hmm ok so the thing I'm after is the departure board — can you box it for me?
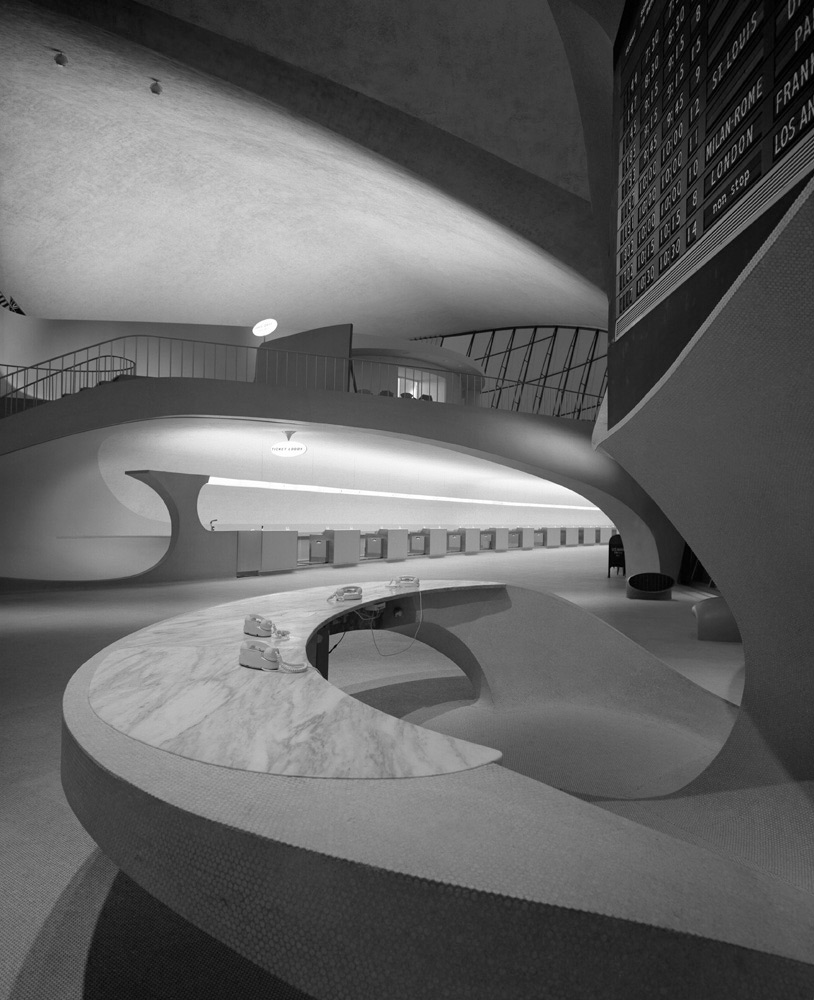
[613,0,814,339]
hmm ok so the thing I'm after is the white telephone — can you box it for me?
[388,576,420,588]
[244,614,273,637]
[239,640,279,671]
[329,585,363,602]
[244,615,291,640]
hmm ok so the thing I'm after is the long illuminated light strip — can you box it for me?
[208,477,599,511]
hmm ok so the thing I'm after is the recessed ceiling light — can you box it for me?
[207,477,599,509]
[252,318,278,337]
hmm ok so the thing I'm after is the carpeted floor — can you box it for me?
[0,547,746,999]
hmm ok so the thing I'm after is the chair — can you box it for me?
[400,392,414,399]
[692,597,741,642]
[419,394,433,401]
[378,389,394,397]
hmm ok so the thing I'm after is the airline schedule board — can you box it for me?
[613,0,814,339]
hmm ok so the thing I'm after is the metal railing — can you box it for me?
[0,355,136,416]
[1,333,603,421]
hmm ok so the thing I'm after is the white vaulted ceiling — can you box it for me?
[0,0,622,340]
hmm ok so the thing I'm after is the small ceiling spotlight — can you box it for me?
[150,77,162,95]
[252,318,278,338]
[51,49,67,67]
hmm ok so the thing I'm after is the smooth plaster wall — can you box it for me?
[261,324,352,358]
[0,429,168,580]
[0,312,255,369]
[598,177,814,780]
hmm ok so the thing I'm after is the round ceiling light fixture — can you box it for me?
[252,318,278,338]
[52,50,67,67]
[270,430,306,458]
[150,78,162,95]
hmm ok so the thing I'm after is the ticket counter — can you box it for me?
[425,528,447,558]
[325,530,360,567]
[361,534,384,560]
[408,531,427,556]
[380,529,409,561]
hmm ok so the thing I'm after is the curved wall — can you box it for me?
[0,382,676,581]
[598,177,814,781]
[0,429,169,580]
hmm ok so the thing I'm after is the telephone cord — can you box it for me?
[369,588,423,657]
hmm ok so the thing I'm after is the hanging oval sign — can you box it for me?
[252,318,279,337]
[270,442,307,457]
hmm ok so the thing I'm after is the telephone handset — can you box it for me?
[239,639,279,670]
[329,585,363,602]
[244,614,273,637]
[388,576,420,588]
[244,615,290,640]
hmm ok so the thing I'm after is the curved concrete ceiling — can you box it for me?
[1,0,617,339]
[137,0,593,198]
[96,417,601,523]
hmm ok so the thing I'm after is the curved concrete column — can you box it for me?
[125,471,237,582]
[597,178,814,782]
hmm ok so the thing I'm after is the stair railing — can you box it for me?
[1,333,603,421]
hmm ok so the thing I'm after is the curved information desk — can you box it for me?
[62,582,814,999]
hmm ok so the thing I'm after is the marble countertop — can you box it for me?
[88,581,503,778]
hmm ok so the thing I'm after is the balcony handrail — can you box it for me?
[1,355,135,398]
[1,337,474,396]
[3,335,343,376]
[1,333,605,421]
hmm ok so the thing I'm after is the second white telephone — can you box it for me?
[329,585,363,602]
[239,640,279,670]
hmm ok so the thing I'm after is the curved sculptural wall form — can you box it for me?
[597,176,814,784]
[0,379,681,582]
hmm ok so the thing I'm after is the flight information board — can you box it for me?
[613,0,814,338]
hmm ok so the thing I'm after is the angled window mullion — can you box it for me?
[574,329,600,418]
[554,328,579,416]
[533,327,558,414]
